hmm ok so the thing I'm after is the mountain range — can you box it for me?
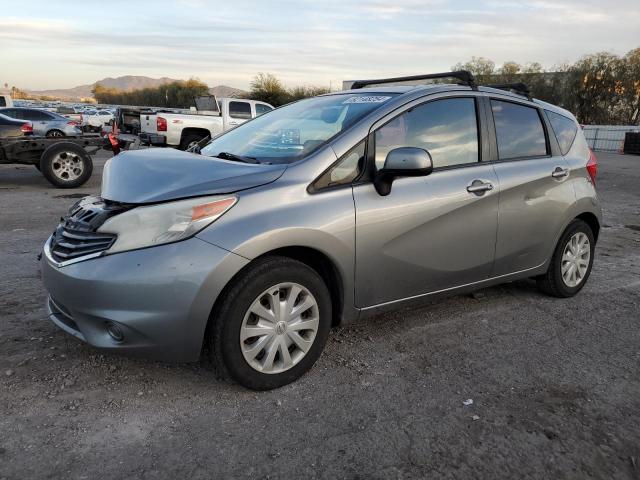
[27,76,246,100]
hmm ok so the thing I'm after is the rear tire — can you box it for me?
[40,142,93,188]
[205,256,332,390]
[46,129,65,138]
[179,133,205,151]
[537,219,595,298]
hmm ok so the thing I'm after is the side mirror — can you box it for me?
[374,147,433,196]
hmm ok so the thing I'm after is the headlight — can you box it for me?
[97,196,237,254]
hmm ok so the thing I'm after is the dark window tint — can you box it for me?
[255,103,273,116]
[546,110,578,155]
[491,100,547,159]
[375,98,479,169]
[0,97,5,107]
[313,140,364,190]
[21,109,53,121]
[229,101,252,119]
[0,114,16,125]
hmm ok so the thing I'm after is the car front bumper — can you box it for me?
[41,236,248,362]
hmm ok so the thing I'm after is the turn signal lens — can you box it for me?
[192,197,237,221]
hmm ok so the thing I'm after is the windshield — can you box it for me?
[201,93,398,164]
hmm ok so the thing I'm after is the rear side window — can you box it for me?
[255,103,273,116]
[0,97,5,107]
[22,110,52,121]
[229,101,252,119]
[491,100,547,160]
[546,110,578,155]
[375,97,479,169]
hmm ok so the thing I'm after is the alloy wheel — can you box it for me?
[240,282,319,374]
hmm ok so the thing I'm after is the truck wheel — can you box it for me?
[205,256,332,390]
[40,142,93,188]
[179,133,205,151]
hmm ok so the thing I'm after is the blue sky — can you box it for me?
[1,0,638,90]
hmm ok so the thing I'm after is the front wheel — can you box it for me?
[537,219,595,297]
[205,256,332,390]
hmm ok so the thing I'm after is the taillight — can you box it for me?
[67,121,78,126]
[21,123,33,134]
[586,149,597,185]
[157,116,167,132]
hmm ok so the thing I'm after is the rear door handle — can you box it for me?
[467,180,494,194]
[552,167,569,178]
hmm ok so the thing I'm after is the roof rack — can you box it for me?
[350,70,477,90]
[485,82,532,100]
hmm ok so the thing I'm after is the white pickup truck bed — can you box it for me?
[139,97,274,150]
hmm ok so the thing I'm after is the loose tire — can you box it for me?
[537,219,595,297]
[205,256,332,390]
[179,133,205,151]
[46,129,65,138]
[40,142,93,188]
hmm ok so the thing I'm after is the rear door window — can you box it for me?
[546,110,578,155]
[229,101,252,119]
[0,97,6,107]
[491,100,547,160]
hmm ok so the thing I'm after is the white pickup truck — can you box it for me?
[139,96,274,150]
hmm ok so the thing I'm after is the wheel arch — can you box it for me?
[575,211,600,242]
[207,246,345,332]
[180,127,210,142]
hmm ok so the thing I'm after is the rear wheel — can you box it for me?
[179,133,205,151]
[537,219,595,297]
[205,256,332,390]
[40,142,93,188]
[46,129,65,138]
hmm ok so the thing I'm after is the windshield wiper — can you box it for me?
[216,151,259,164]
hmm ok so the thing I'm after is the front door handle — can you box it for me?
[467,180,494,194]
[552,167,569,178]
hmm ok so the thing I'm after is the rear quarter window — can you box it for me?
[546,110,578,155]
[491,100,547,160]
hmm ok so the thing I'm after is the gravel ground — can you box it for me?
[1,150,639,480]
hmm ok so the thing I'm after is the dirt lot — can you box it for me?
[1,150,639,479]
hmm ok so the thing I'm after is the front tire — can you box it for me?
[537,219,595,297]
[205,256,332,390]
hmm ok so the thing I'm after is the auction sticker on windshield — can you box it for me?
[343,96,392,104]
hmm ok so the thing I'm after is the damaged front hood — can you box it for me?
[101,148,286,204]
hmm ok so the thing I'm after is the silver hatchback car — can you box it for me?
[41,71,601,390]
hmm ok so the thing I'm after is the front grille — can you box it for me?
[50,228,116,262]
[49,195,127,263]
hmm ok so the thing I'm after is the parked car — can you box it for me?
[139,97,274,150]
[0,113,32,137]
[0,93,14,108]
[0,107,82,137]
[56,106,84,125]
[41,71,601,390]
